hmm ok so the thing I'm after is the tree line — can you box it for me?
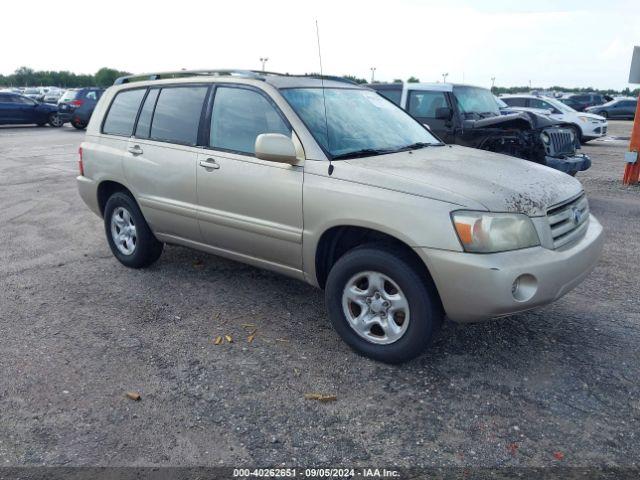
[2,66,638,96]
[0,67,131,88]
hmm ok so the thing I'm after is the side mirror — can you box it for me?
[255,133,298,164]
[435,107,453,120]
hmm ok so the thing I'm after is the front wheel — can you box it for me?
[104,192,163,268]
[72,120,86,130]
[48,113,63,127]
[325,246,443,363]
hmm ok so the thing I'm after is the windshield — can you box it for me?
[25,88,39,94]
[494,96,508,108]
[543,97,575,113]
[280,88,440,158]
[453,86,501,117]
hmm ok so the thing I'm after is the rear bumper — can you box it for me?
[545,153,591,174]
[417,215,604,323]
[76,175,101,217]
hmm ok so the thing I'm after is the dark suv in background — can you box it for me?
[58,87,105,129]
[560,93,610,112]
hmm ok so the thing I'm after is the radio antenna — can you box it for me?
[315,19,333,176]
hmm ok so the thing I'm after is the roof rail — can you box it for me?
[113,69,268,85]
[113,69,363,86]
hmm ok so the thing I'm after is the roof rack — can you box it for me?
[113,69,362,86]
[113,69,268,85]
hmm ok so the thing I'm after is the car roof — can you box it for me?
[113,70,364,90]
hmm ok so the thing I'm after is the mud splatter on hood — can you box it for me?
[343,145,583,216]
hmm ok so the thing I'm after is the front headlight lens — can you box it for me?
[578,116,592,123]
[540,132,550,144]
[451,211,540,253]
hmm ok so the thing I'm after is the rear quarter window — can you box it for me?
[102,89,146,136]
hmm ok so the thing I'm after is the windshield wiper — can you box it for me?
[331,148,393,160]
[394,141,438,152]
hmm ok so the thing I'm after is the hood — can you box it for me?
[580,111,605,121]
[465,110,565,131]
[339,145,582,217]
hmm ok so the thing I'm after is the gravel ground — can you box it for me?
[0,121,638,469]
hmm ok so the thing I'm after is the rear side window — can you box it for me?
[408,91,448,118]
[209,86,290,154]
[150,86,208,145]
[60,90,78,102]
[377,89,402,106]
[135,89,160,139]
[103,89,146,136]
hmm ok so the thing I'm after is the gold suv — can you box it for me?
[77,70,604,363]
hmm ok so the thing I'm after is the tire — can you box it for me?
[104,191,163,268]
[325,245,443,364]
[48,113,63,128]
[72,120,86,130]
[600,111,608,119]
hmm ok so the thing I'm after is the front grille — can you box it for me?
[546,128,575,156]
[547,194,589,249]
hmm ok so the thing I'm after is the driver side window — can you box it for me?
[209,87,291,155]
[407,91,448,119]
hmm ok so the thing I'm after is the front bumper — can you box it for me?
[545,153,591,174]
[417,214,604,323]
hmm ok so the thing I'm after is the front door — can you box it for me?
[196,85,303,273]
[406,89,453,142]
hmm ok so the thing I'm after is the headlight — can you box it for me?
[540,132,550,145]
[451,211,540,253]
[578,116,592,123]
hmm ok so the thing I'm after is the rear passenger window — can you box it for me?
[135,89,159,139]
[209,86,290,154]
[150,86,208,145]
[103,89,146,136]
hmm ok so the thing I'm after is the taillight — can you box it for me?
[78,147,84,176]
[71,99,84,107]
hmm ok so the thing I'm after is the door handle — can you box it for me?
[128,145,143,156]
[199,159,220,170]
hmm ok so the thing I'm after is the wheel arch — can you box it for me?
[313,225,437,292]
[97,180,136,217]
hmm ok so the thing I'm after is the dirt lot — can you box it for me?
[0,121,638,468]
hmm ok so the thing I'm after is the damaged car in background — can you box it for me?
[369,82,591,176]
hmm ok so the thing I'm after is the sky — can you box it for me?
[1,0,639,89]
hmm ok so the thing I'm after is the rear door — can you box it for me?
[620,100,637,118]
[13,95,39,123]
[406,89,453,141]
[122,85,208,242]
[196,84,303,273]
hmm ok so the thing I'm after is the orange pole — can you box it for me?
[622,96,640,185]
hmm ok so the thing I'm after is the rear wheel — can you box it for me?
[48,113,63,128]
[325,246,443,363]
[104,192,163,268]
[600,111,608,119]
[72,120,86,130]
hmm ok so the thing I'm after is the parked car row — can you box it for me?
[0,87,104,129]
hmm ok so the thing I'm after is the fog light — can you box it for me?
[511,274,537,302]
